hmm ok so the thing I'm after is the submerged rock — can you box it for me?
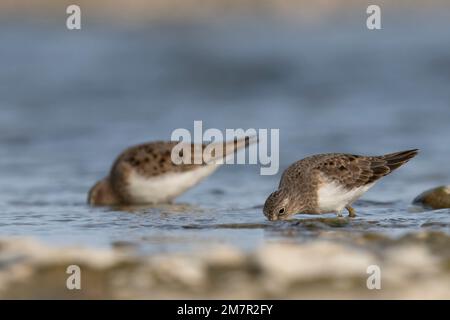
[413,186,450,209]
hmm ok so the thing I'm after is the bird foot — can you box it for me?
[346,205,357,218]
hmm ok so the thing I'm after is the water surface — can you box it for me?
[1,16,450,254]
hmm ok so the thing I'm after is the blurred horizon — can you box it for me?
[2,0,450,23]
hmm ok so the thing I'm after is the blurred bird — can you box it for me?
[88,136,256,206]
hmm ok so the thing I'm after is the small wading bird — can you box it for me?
[263,149,418,221]
[88,137,256,206]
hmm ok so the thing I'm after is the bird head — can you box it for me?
[263,189,299,221]
[88,177,119,206]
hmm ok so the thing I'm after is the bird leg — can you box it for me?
[346,205,356,217]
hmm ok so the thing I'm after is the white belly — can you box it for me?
[317,180,375,213]
[126,165,218,204]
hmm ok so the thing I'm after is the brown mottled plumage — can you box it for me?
[88,137,255,206]
[263,149,418,220]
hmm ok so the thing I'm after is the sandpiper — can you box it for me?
[88,137,255,206]
[263,149,418,220]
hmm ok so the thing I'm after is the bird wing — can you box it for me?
[111,141,201,179]
[313,149,418,189]
[110,136,257,178]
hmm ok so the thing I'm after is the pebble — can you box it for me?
[413,186,450,209]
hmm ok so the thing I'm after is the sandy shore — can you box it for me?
[1,232,449,299]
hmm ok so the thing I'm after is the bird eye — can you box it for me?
[278,208,285,214]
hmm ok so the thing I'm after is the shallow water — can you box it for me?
[1,14,450,256]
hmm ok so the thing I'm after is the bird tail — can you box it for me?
[204,135,258,164]
[380,149,419,172]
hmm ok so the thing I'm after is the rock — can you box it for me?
[413,186,450,209]
[254,242,373,282]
